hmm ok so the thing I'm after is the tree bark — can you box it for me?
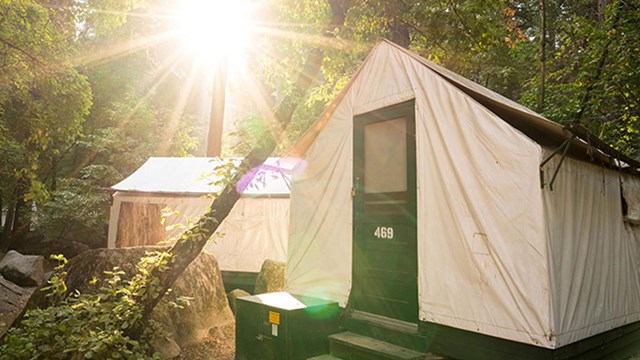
[539,0,546,111]
[124,0,347,340]
[598,0,608,26]
[0,185,21,252]
[0,193,26,253]
[575,0,620,123]
[0,196,11,252]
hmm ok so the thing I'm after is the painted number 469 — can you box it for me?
[374,226,394,239]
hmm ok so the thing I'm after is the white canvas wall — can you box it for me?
[286,42,553,347]
[108,157,294,273]
[205,197,288,272]
[543,154,640,347]
[108,194,289,273]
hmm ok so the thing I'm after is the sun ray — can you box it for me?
[247,44,321,94]
[116,52,188,131]
[234,64,284,143]
[156,57,204,156]
[74,30,178,67]
[68,50,187,178]
[254,25,354,50]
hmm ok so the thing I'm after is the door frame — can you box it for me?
[351,99,418,322]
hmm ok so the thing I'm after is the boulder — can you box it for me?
[154,250,234,346]
[59,247,234,348]
[0,250,45,287]
[9,231,45,256]
[254,259,285,294]
[0,275,37,337]
[50,240,90,259]
[9,231,97,260]
[151,335,181,360]
[227,289,251,315]
[62,247,157,294]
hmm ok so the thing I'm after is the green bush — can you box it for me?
[34,165,120,244]
[0,252,186,360]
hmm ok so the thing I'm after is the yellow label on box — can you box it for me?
[268,311,280,325]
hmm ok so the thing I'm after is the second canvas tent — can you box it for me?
[108,157,298,291]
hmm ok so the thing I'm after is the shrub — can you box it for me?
[0,252,186,359]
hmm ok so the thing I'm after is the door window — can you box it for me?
[363,117,407,194]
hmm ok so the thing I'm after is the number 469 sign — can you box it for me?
[374,226,394,239]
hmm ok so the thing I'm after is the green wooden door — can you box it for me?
[352,100,418,323]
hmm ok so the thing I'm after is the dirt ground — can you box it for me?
[177,322,235,360]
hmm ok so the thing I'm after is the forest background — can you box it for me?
[1,0,638,253]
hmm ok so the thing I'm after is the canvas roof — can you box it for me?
[111,157,300,197]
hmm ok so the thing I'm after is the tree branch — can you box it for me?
[448,0,475,41]
[575,0,620,123]
[402,20,447,53]
[0,37,46,66]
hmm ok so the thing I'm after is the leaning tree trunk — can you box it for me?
[124,0,347,340]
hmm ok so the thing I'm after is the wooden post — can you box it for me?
[207,57,228,157]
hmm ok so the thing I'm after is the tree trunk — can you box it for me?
[0,194,10,251]
[598,0,608,26]
[206,58,228,157]
[387,2,410,48]
[390,22,410,48]
[539,0,546,111]
[124,0,347,340]
[575,0,620,123]
[50,159,58,192]
[0,188,20,253]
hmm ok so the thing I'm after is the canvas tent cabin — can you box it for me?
[108,157,296,292]
[283,40,640,359]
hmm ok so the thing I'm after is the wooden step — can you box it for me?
[329,331,427,360]
[344,311,427,352]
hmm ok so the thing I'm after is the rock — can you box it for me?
[9,231,98,260]
[227,289,250,315]
[50,241,90,259]
[254,259,285,294]
[59,247,234,348]
[62,247,157,294]
[0,275,37,337]
[155,251,234,347]
[9,231,45,256]
[151,335,181,359]
[0,250,45,287]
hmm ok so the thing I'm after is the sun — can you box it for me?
[174,0,255,65]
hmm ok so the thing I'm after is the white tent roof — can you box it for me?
[111,157,301,197]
